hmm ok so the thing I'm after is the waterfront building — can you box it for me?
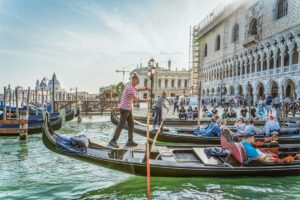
[191,0,300,104]
[130,59,191,98]
[35,73,67,100]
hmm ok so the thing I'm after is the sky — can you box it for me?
[0,0,224,93]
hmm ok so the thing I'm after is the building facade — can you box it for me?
[191,0,300,104]
[130,59,191,98]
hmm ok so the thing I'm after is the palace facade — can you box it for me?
[130,60,190,98]
[191,0,300,104]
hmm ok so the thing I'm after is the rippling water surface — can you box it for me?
[1,115,300,200]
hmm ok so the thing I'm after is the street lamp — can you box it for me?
[148,58,156,109]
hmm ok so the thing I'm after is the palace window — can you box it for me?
[204,43,208,57]
[165,79,168,88]
[144,79,148,87]
[178,80,181,88]
[232,24,239,43]
[249,18,257,36]
[215,35,221,51]
[277,0,288,19]
[171,80,175,88]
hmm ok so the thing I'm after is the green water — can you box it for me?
[1,116,300,200]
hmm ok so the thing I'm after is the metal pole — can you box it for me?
[52,73,55,113]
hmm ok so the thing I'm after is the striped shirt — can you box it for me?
[119,84,135,110]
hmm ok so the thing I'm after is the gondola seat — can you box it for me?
[221,129,254,165]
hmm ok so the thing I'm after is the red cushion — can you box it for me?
[231,143,247,164]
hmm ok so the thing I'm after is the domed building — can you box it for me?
[48,73,61,91]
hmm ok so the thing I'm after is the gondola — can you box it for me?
[133,114,267,126]
[0,115,62,136]
[43,113,300,177]
[75,108,80,117]
[65,108,75,122]
[111,111,300,145]
[133,114,300,126]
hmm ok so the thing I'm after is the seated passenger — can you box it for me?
[265,115,280,136]
[257,107,265,120]
[235,118,246,134]
[202,106,208,117]
[194,118,221,137]
[211,106,218,117]
[222,108,229,119]
[250,106,259,120]
[178,106,187,120]
[241,132,274,162]
[228,107,237,118]
[240,105,248,118]
[244,119,259,136]
[187,106,193,120]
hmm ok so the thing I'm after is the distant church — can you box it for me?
[36,73,61,91]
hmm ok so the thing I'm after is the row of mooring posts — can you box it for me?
[1,86,30,140]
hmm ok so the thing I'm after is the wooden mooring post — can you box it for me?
[0,86,28,139]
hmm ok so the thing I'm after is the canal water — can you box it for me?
[1,115,300,200]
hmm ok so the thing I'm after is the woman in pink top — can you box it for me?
[109,73,150,148]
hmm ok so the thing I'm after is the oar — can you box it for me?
[152,104,172,146]
[145,95,151,200]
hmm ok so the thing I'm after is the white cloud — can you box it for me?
[0,0,224,93]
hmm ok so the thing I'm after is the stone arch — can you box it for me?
[292,43,298,65]
[230,85,235,96]
[223,87,228,96]
[282,77,297,99]
[211,88,215,96]
[283,44,289,66]
[238,85,243,96]
[249,18,257,36]
[266,79,279,97]
[247,83,254,105]
[202,89,206,97]
[256,81,265,100]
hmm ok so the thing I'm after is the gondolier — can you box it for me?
[109,73,149,148]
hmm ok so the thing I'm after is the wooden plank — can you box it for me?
[0,120,28,125]
[0,129,20,134]
[193,148,221,165]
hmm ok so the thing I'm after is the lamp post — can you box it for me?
[148,58,155,109]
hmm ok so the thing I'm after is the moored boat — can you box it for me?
[112,111,300,144]
[65,108,75,122]
[43,113,300,177]
[0,114,62,136]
